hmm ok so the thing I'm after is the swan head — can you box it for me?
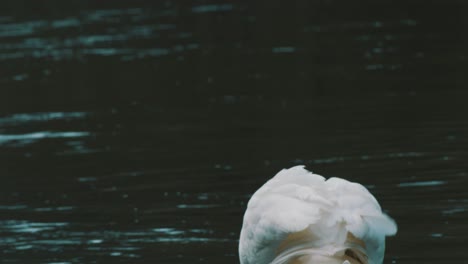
[271,230,369,264]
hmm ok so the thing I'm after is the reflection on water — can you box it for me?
[1,220,68,233]
[398,180,445,188]
[0,0,467,263]
[0,112,88,124]
[0,218,233,260]
[0,7,198,61]
[192,4,234,13]
[0,131,90,146]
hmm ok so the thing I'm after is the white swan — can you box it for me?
[239,166,397,264]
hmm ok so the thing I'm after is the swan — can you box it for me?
[239,166,397,264]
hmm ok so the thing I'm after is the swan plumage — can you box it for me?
[239,166,397,264]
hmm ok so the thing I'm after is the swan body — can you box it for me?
[239,166,397,264]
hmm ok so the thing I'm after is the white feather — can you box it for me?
[239,165,397,264]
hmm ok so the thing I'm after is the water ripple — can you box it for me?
[0,131,91,145]
[0,112,88,125]
[0,220,68,233]
[191,4,234,13]
[398,180,446,188]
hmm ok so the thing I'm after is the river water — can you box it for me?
[1,1,467,263]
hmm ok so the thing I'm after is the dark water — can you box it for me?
[1,1,468,263]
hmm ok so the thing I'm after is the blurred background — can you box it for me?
[0,0,467,263]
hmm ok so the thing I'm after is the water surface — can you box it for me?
[0,1,467,263]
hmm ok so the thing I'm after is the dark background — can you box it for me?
[0,1,467,263]
[1,0,467,112]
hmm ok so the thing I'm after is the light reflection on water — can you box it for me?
[0,131,90,145]
[0,2,431,70]
[0,6,192,63]
[0,220,68,233]
[0,112,88,124]
[397,180,446,188]
[0,218,236,260]
[191,4,234,14]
